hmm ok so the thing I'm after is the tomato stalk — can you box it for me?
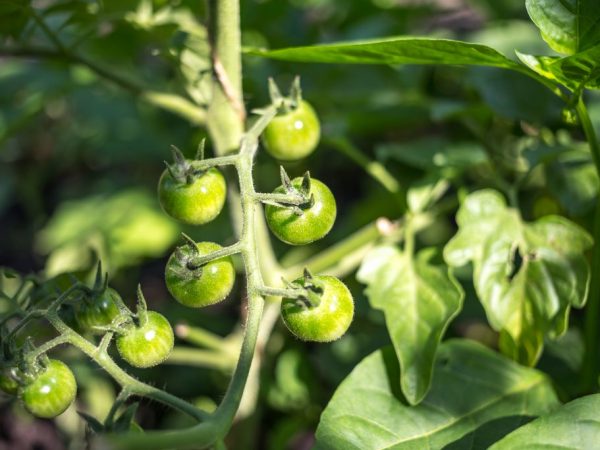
[576,99,600,393]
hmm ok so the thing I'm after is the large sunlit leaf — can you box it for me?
[444,190,592,365]
[248,37,520,69]
[315,339,560,450]
[357,246,463,405]
[491,394,600,449]
[526,0,600,55]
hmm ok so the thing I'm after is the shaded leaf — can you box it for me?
[315,339,560,450]
[376,138,488,174]
[78,411,105,433]
[112,403,140,433]
[491,394,600,449]
[357,246,463,404]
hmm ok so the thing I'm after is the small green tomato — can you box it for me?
[265,177,336,245]
[0,370,19,395]
[116,311,174,368]
[21,359,77,418]
[165,241,235,308]
[262,100,320,161]
[281,275,354,342]
[158,167,226,225]
[75,287,122,333]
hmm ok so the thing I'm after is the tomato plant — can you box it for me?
[3,0,600,449]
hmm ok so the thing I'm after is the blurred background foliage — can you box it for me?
[1,0,599,448]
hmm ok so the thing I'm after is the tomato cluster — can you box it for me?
[156,79,353,343]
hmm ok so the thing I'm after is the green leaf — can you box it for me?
[526,0,600,55]
[444,189,592,365]
[547,151,599,215]
[357,246,463,404]
[517,46,600,90]
[376,138,489,173]
[315,339,560,450]
[248,37,519,69]
[491,394,600,449]
[0,2,31,39]
[36,189,180,276]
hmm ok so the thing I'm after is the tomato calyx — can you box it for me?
[164,141,209,186]
[263,168,315,214]
[268,76,303,115]
[284,269,324,309]
[169,234,209,282]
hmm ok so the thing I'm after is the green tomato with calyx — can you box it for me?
[116,311,174,368]
[21,359,77,418]
[158,167,226,225]
[265,177,336,245]
[281,275,353,342]
[262,100,320,161]
[165,241,236,308]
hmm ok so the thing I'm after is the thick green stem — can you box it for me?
[577,99,600,392]
[207,0,245,154]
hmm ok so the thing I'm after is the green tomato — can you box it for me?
[116,311,174,368]
[75,287,122,333]
[158,167,226,225]
[165,241,235,308]
[262,100,320,161]
[0,370,19,395]
[21,359,77,418]
[265,177,336,245]
[281,275,353,342]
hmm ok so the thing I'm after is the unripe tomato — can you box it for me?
[262,100,320,161]
[116,311,174,368]
[165,241,235,308]
[158,167,226,225]
[75,287,121,333]
[265,177,336,245]
[21,359,77,418]
[281,275,353,342]
[0,370,19,395]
